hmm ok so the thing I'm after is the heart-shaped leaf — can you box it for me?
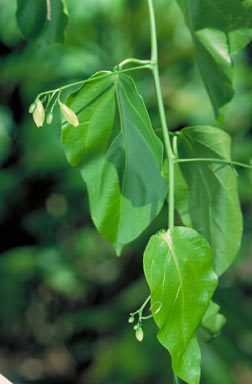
[144,226,218,384]
[61,72,167,253]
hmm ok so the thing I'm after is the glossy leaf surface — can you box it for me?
[176,126,243,276]
[198,300,226,344]
[61,72,167,253]
[175,0,252,118]
[144,227,218,384]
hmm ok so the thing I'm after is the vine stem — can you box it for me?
[146,0,175,230]
[146,0,180,382]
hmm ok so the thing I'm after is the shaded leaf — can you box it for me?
[16,0,68,43]
[176,126,243,276]
[61,72,167,253]
[175,0,252,119]
[16,0,47,39]
[198,301,226,344]
[144,226,218,384]
[39,0,68,45]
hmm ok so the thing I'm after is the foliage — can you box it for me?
[61,72,167,253]
[0,0,252,383]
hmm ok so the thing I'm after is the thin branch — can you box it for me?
[176,158,252,170]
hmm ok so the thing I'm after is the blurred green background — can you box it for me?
[0,0,252,383]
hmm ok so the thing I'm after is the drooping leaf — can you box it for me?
[198,300,226,344]
[144,226,218,384]
[175,0,252,119]
[176,126,243,276]
[61,72,167,254]
[16,0,47,39]
[16,0,68,43]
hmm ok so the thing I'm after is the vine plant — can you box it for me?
[20,0,252,383]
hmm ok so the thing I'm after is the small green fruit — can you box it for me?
[135,327,144,342]
[29,103,36,113]
[47,112,53,125]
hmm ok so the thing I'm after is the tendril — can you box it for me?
[128,296,162,342]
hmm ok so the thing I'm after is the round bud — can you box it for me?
[47,112,53,125]
[29,103,36,113]
[135,327,144,342]
[128,316,134,324]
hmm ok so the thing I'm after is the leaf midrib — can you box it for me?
[162,231,186,351]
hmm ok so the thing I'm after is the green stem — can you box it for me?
[147,0,179,381]
[176,158,252,170]
[146,0,175,229]
[131,295,151,317]
[37,64,152,100]
[118,58,153,68]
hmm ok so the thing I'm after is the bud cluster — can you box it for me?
[29,95,79,128]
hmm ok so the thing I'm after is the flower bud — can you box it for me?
[128,316,134,324]
[135,327,144,342]
[47,112,53,125]
[29,103,36,113]
[33,100,45,128]
[59,101,79,127]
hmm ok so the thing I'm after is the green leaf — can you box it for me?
[61,72,167,254]
[39,0,68,45]
[176,126,243,276]
[198,301,226,344]
[16,0,68,43]
[174,163,192,227]
[16,0,47,39]
[144,226,218,384]
[175,0,252,119]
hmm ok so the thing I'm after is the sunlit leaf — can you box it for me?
[144,226,218,384]
[176,126,243,276]
[175,0,252,119]
[61,72,167,253]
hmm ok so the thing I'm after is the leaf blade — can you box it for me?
[16,0,47,39]
[176,125,243,276]
[61,72,167,253]
[175,0,252,118]
[144,226,218,384]
[198,300,226,344]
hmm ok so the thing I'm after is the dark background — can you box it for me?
[0,0,252,383]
